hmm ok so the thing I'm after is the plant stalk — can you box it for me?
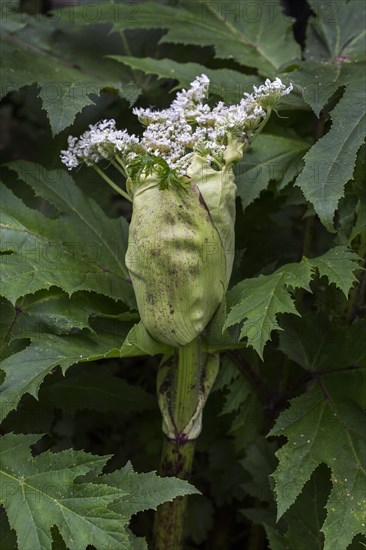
[152,437,196,550]
[171,338,201,433]
[152,340,219,550]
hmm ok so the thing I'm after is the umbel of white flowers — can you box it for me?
[61,75,293,178]
[60,76,293,347]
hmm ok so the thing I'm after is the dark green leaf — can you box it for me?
[269,370,366,550]
[279,314,366,371]
[282,466,331,550]
[0,434,129,550]
[225,247,360,357]
[0,508,17,550]
[68,1,300,75]
[0,319,131,422]
[0,433,197,550]
[1,18,138,134]
[38,364,156,414]
[236,134,310,210]
[295,79,366,231]
[265,524,288,550]
[1,164,135,307]
[305,0,366,61]
[110,56,261,103]
[92,461,200,517]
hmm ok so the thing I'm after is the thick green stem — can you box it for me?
[152,340,219,550]
[152,438,196,550]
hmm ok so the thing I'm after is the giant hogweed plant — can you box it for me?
[60,75,293,547]
[0,0,366,549]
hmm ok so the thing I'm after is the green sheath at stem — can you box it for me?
[171,338,201,434]
[153,339,218,550]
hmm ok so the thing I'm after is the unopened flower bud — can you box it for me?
[125,176,227,346]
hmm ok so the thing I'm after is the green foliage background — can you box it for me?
[0,0,365,548]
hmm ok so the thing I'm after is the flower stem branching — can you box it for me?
[110,159,127,179]
[92,165,132,202]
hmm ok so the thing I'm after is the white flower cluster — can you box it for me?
[61,75,292,176]
[60,119,142,170]
[248,77,293,107]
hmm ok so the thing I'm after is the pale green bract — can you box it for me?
[125,175,226,346]
[187,135,245,282]
[125,134,245,346]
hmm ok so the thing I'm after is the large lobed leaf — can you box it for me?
[225,246,361,357]
[26,363,156,416]
[0,289,136,355]
[287,0,366,116]
[269,369,366,550]
[110,56,262,104]
[279,313,366,372]
[295,78,366,232]
[264,466,332,550]
[281,0,366,231]
[0,322,126,422]
[1,13,139,134]
[0,433,198,550]
[305,0,366,62]
[0,434,129,550]
[270,313,366,548]
[67,0,300,75]
[93,461,201,517]
[0,162,135,307]
[0,294,168,422]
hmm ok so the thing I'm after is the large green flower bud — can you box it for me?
[125,176,226,347]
